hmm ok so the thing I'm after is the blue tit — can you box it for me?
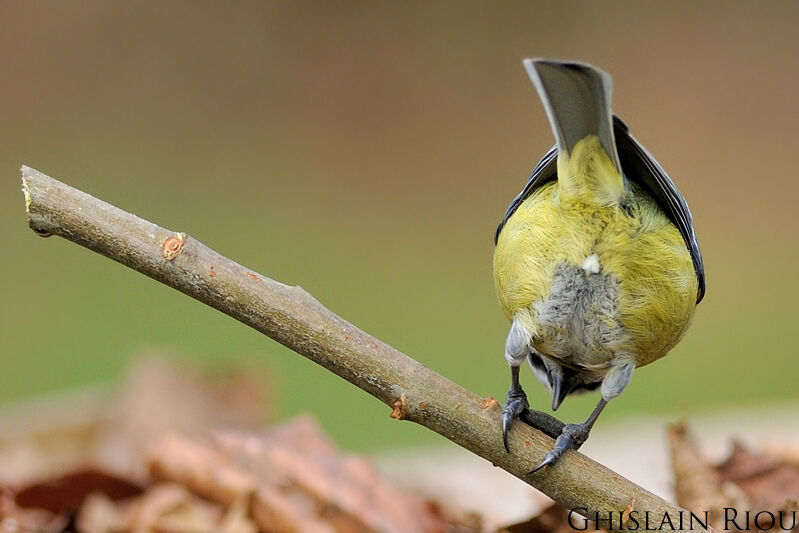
[493,59,705,472]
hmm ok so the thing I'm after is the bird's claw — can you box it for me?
[501,389,529,452]
[528,422,591,474]
[528,451,557,474]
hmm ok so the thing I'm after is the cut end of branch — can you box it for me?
[21,165,34,214]
[21,165,53,237]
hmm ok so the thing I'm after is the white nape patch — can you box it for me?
[581,253,601,274]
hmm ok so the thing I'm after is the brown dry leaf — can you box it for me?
[129,483,226,533]
[219,417,447,533]
[77,492,129,533]
[219,496,259,533]
[96,355,271,479]
[149,435,256,506]
[13,468,143,515]
[252,485,339,533]
[77,485,259,533]
[717,441,799,512]
[148,416,447,533]
[0,488,68,533]
[667,422,748,528]
[668,423,799,532]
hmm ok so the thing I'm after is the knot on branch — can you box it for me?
[162,233,186,261]
[389,395,408,420]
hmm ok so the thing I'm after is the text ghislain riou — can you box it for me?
[568,508,797,531]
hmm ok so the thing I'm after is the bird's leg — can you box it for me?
[502,364,568,448]
[502,318,566,449]
[501,364,528,452]
[529,397,608,474]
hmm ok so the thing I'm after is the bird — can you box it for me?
[493,59,705,472]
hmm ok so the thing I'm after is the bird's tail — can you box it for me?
[524,59,626,205]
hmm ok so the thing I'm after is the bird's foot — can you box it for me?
[501,387,529,452]
[529,422,591,474]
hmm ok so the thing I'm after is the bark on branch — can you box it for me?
[20,165,711,532]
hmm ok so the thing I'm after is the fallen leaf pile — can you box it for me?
[0,355,454,532]
[2,354,799,533]
[668,423,799,532]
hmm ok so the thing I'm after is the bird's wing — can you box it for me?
[613,117,706,303]
[494,145,558,244]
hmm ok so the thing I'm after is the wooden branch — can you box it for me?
[20,166,712,532]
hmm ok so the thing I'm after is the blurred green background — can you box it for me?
[2,1,797,452]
